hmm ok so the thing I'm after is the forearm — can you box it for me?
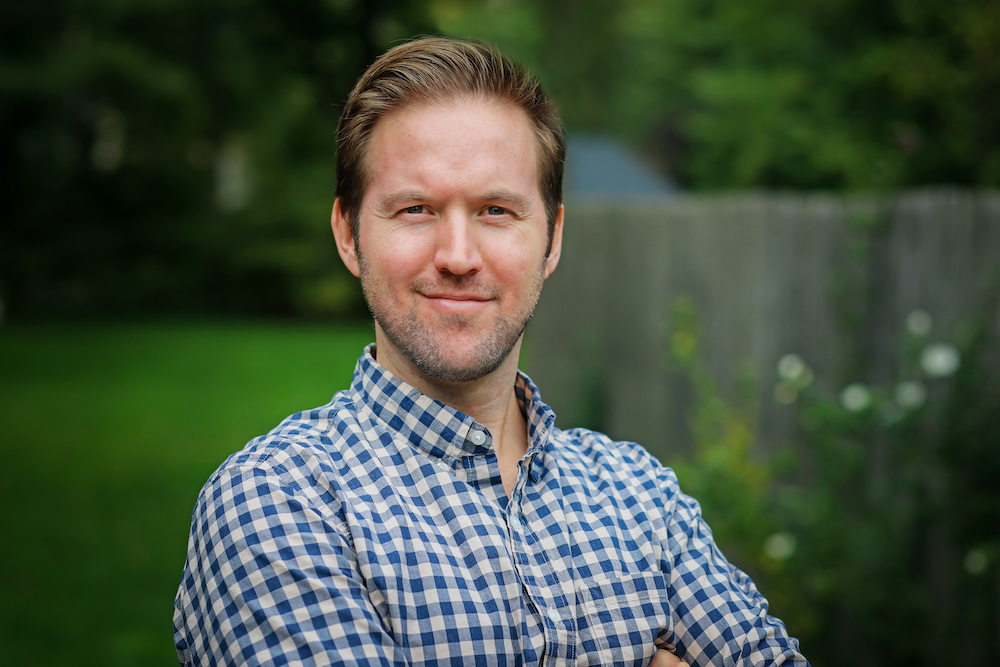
[663,486,808,666]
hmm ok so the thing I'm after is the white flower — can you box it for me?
[840,383,870,412]
[894,381,927,410]
[764,532,797,560]
[905,309,932,336]
[777,354,813,388]
[964,549,988,575]
[921,343,960,378]
[774,382,799,405]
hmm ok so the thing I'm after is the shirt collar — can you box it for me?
[351,344,556,463]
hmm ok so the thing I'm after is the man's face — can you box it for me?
[333,97,562,384]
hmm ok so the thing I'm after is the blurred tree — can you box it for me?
[435,0,1000,189]
[1,0,433,319]
[5,0,998,318]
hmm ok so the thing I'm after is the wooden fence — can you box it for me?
[524,189,1000,463]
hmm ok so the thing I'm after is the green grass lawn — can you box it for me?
[0,320,374,666]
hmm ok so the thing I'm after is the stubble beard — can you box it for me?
[359,259,547,383]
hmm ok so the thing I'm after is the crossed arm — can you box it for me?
[176,465,695,665]
[176,446,806,665]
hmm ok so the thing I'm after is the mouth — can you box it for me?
[417,291,493,315]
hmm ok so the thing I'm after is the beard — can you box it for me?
[359,260,546,383]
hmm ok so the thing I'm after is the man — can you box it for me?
[174,36,808,666]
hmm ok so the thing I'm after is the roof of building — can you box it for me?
[564,135,678,198]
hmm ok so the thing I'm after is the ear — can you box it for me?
[543,204,564,279]
[332,198,360,278]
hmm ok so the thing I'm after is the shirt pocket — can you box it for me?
[574,570,670,667]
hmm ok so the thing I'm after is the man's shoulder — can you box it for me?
[551,424,657,464]
[202,387,368,490]
[548,424,680,491]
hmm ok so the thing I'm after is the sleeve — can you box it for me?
[659,472,809,667]
[172,464,410,667]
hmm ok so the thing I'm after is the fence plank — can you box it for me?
[525,189,1000,464]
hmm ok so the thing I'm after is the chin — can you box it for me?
[413,348,509,384]
[372,302,527,385]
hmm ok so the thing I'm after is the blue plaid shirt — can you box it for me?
[174,345,807,666]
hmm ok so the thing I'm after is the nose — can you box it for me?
[433,211,483,277]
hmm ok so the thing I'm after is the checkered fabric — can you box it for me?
[174,344,808,666]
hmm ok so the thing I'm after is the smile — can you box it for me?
[418,292,493,315]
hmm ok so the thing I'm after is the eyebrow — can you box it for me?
[376,192,426,213]
[481,190,532,210]
[376,190,534,212]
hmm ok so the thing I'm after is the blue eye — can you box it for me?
[403,205,425,214]
[486,206,506,215]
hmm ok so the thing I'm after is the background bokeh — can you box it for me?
[1,0,998,665]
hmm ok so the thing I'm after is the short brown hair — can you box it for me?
[336,36,564,250]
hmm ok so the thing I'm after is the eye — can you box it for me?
[402,205,426,215]
[485,205,507,216]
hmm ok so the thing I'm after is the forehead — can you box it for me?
[362,97,541,201]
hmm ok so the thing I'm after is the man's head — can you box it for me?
[335,36,564,252]
[331,37,565,387]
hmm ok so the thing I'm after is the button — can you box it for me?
[436,460,450,472]
[470,430,487,446]
[548,608,561,623]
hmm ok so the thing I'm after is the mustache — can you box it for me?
[410,276,501,300]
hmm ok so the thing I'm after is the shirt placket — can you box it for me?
[506,459,578,666]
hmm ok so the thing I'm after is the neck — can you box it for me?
[374,329,529,495]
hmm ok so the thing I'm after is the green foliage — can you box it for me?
[1,0,434,319]
[0,321,374,666]
[435,0,1000,190]
[668,295,779,572]
[5,0,997,319]
[667,295,1000,666]
[779,304,1000,665]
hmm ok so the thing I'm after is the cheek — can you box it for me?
[363,232,428,282]
[492,252,547,293]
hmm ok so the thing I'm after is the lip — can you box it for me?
[418,292,492,314]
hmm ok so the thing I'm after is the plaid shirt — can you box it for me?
[174,345,807,666]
